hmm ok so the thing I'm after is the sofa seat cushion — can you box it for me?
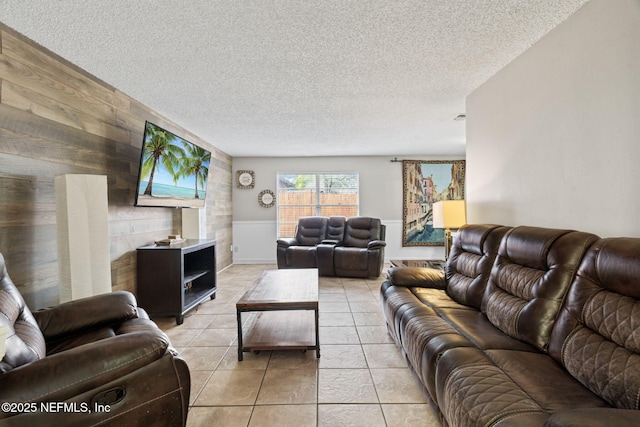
[433,309,539,352]
[412,287,477,310]
[436,347,609,427]
[484,350,609,413]
[285,247,317,268]
[400,305,538,401]
[383,282,540,402]
[436,347,548,427]
[334,246,383,278]
[333,247,369,269]
[380,283,464,346]
[392,289,540,354]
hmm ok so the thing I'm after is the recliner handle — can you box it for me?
[91,386,126,406]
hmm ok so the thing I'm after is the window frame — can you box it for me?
[276,172,360,238]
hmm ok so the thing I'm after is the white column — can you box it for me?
[182,207,207,239]
[55,174,111,303]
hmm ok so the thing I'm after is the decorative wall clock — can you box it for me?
[236,170,255,189]
[258,189,275,208]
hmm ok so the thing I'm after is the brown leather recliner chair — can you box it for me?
[277,216,330,269]
[332,217,386,278]
[0,253,190,426]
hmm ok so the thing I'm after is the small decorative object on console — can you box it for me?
[155,235,187,246]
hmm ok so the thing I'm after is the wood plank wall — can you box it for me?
[0,24,233,309]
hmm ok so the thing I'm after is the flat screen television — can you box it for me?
[134,121,211,208]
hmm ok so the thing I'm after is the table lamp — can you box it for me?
[432,200,466,259]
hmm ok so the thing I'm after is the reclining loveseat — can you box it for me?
[277,216,386,278]
[381,224,640,427]
[0,253,190,426]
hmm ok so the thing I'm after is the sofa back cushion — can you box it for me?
[482,226,599,352]
[343,217,382,248]
[326,216,346,241]
[548,238,640,409]
[0,253,46,373]
[445,224,510,309]
[295,216,328,246]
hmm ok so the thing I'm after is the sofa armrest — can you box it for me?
[321,239,340,245]
[544,408,640,427]
[277,237,298,248]
[317,242,337,276]
[0,330,169,404]
[387,267,446,289]
[33,291,138,340]
[367,240,387,250]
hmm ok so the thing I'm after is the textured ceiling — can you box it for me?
[0,0,589,157]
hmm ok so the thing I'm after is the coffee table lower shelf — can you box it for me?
[237,310,320,361]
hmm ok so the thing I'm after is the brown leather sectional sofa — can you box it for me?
[381,224,640,427]
[0,253,190,426]
[277,216,386,278]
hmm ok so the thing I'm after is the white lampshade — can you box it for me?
[432,200,466,229]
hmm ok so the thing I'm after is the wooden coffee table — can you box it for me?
[236,269,320,361]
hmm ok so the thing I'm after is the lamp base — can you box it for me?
[444,229,452,261]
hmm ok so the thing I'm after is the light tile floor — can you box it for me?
[154,264,442,427]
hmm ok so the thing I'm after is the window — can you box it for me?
[277,173,359,238]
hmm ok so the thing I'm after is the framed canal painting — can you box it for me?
[402,160,465,246]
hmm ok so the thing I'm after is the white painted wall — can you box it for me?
[232,156,463,263]
[466,0,640,238]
